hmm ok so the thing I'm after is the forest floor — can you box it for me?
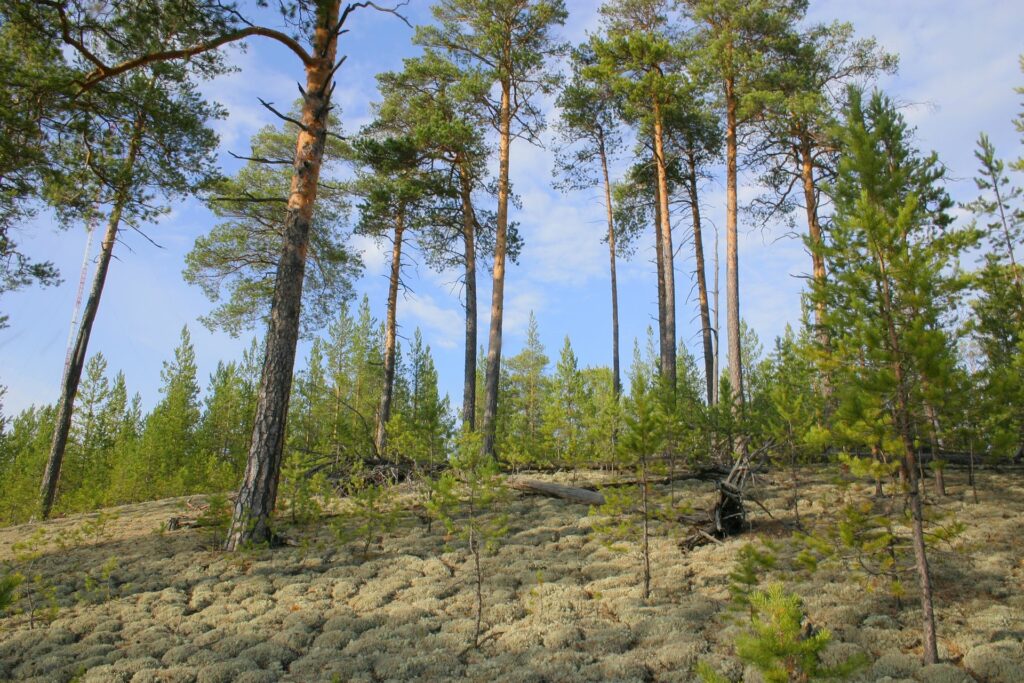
[1,467,1023,683]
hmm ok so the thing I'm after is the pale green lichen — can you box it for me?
[0,470,1019,682]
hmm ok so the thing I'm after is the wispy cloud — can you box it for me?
[398,291,463,350]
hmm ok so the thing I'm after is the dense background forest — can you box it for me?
[0,0,1023,679]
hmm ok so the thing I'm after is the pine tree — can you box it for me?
[346,128,440,458]
[184,121,359,337]
[417,0,567,456]
[34,16,224,518]
[588,0,687,394]
[139,326,202,497]
[543,337,589,480]
[373,51,493,432]
[498,313,550,467]
[746,20,895,378]
[812,88,977,664]
[683,0,807,434]
[963,134,1024,458]
[554,44,627,398]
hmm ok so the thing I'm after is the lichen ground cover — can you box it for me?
[1,469,1022,682]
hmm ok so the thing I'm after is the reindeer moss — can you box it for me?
[0,470,1021,682]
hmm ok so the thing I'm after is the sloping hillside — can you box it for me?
[1,469,1022,682]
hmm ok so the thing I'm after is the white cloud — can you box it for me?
[351,234,389,276]
[398,291,463,350]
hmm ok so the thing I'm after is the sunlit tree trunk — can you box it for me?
[687,150,713,405]
[459,166,478,430]
[482,82,511,457]
[599,138,621,398]
[652,100,676,394]
[724,71,745,442]
[375,210,405,456]
[798,137,832,405]
[224,2,338,550]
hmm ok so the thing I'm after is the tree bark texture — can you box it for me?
[459,167,478,430]
[798,138,832,406]
[799,141,827,345]
[724,75,745,427]
[713,224,720,405]
[653,173,667,363]
[687,150,714,405]
[482,82,512,457]
[599,139,621,398]
[223,3,337,550]
[652,101,676,394]
[374,210,405,456]
[40,115,145,519]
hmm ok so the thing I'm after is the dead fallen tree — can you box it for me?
[507,478,606,505]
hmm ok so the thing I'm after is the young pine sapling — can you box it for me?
[428,430,508,649]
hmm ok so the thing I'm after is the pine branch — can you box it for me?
[257,99,308,131]
[73,26,315,94]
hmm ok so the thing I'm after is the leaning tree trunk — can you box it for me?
[652,100,676,395]
[40,115,145,520]
[687,150,713,405]
[599,137,621,398]
[481,81,512,457]
[459,166,478,430]
[224,3,338,550]
[724,74,745,441]
[374,210,405,457]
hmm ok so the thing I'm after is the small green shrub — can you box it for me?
[194,492,232,546]
[333,476,403,560]
[0,570,24,616]
[736,583,865,682]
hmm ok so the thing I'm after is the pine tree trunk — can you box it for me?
[724,74,745,436]
[482,82,512,457]
[653,171,667,361]
[924,400,946,496]
[375,210,405,457]
[40,115,146,519]
[224,3,337,550]
[459,167,478,430]
[687,150,713,405]
[599,139,621,398]
[798,139,832,405]
[881,273,939,665]
[652,101,676,394]
[641,455,651,601]
[901,431,939,664]
[713,224,720,405]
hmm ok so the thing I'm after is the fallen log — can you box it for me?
[596,466,734,489]
[507,478,606,506]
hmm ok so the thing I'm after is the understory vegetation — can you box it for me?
[1,0,1024,679]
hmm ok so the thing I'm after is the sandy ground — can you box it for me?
[1,468,1022,683]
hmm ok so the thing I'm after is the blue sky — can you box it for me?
[1,0,1022,416]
